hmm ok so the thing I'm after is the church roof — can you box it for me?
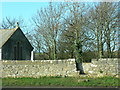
[0,27,18,48]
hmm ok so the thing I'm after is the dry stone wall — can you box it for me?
[0,58,119,78]
[88,58,119,77]
[1,59,79,78]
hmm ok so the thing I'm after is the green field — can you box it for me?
[2,76,120,87]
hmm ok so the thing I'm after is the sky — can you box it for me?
[1,0,119,21]
[1,2,49,31]
[2,2,49,20]
[0,0,119,51]
[0,0,119,32]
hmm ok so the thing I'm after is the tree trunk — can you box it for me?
[106,30,112,58]
[107,40,112,58]
[75,40,85,74]
[75,28,85,74]
[53,38,57,60]
[99,30,104,58]
[96,29,99,58]
[70,50,74,58]
[48,47,51,60]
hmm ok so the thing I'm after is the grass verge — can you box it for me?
[2,76,120,87]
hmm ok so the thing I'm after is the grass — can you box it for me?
[2,76,120,87]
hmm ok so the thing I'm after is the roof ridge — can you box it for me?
[0,26,19,31]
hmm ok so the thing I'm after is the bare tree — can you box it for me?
[61,2,90,74]
[101,2,118,58]
[0,17,25,29]
[89,2,118,58]
[58,26,75,59]
[32,2,64,60]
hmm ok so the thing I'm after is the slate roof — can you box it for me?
[0,27,18,48]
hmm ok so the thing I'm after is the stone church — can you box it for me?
[0,24,34,60]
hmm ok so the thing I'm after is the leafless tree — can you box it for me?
[0,17,25,29]
[61,2,90,74]
[89,2,118,58]
[32,2,64,60]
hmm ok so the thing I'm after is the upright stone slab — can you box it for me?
[0,49,2,60]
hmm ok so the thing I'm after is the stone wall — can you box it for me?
[1,59,78,78]
[87,58,119,77]
[0,58,119,78]
[89,58,120,76]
